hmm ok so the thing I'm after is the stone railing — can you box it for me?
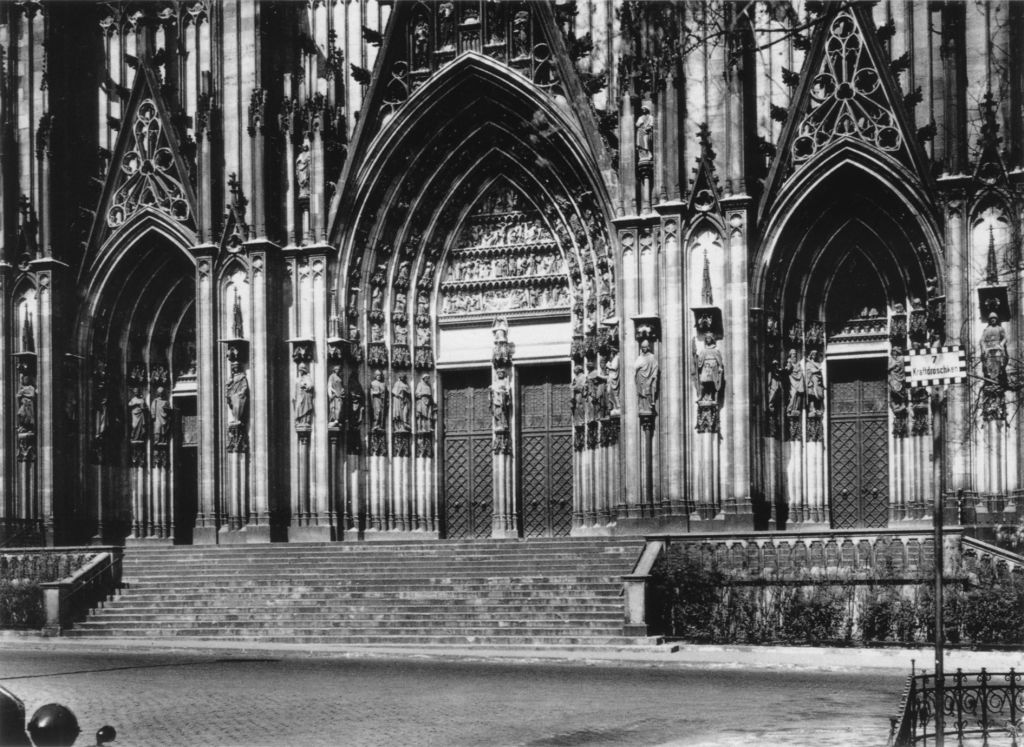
[0,547,123,633]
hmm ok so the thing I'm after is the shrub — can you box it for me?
[0,581,44,629]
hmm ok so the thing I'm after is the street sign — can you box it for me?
[904,346,966,387]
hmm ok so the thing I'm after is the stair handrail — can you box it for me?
[39,549,123,635]
[961,534,1024,573]
[887,673,917,746]
[620,539,667,636]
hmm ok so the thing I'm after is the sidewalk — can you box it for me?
[1,633,1019,673]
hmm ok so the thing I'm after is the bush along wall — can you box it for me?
[648,546,1024,647]
[0,581,45,629]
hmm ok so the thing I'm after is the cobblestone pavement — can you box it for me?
[0,647,906,746]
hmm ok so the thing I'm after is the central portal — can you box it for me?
[828,358,889,528]
[519,364,572,537]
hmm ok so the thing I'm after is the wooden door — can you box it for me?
[519,364,573,537]
[441,369,493,539]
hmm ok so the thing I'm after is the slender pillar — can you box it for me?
[943,192,969,491]
[722,205,752,524]
[491,319,515,538]
[618,229,639,514]
[657,214,685,513]
[189,244,219,543]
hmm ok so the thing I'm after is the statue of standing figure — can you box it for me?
[805,350,824,416]
[328,364,346,427]
[588,360,607,421]
[784,349,804,415]
[635,106,654,166]
[391,373,411,432]
[293,363,314,430]
[295,142,311,199]
[151,386,171,444]
[570,364,588,426]
[415,374,435,432]
[370,370,388,431]
[226,362,250,426]
[634,339,659,416]
[128,386,149,442]
[605,350,620,415]
[695,333,724,404]
[490,369,511,431]
[16,374,36,434]
[980,312,1008,384]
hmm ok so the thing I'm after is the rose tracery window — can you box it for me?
[106,99,191,228]
[791,9,903,164]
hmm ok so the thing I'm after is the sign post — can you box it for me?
[904,345,965,747]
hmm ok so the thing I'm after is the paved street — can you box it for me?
[0,646,908,746]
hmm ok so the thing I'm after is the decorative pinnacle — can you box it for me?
[701,248,714,306]
[697,122,716,163]
[986,225,998,285]
[232,289,244,339]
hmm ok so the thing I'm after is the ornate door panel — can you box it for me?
[520,365,573,537]
[829,358,889,528]
[442,370,493,539]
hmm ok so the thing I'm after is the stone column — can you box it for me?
[656,213,686,515]
[29,259,66,544]
[242,239,280,541]
[391,374,412,532]
[722,204,752,525]
[0,263,10,532]
[491,319,515,538]
[942,191,969,491]
[617,228,639,516]
[367,370,388,533]
[189,244,219,544]
[414,372,437,534]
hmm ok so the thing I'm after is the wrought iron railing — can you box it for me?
[889,668,1023,746]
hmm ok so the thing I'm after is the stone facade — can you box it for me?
[0,1,1021,546]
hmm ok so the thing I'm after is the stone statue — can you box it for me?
[128,386,148,442]
[696,333,724,403]
[296,142,311,199]
[570,364,588,426]
[980,312,1008,383]
[588,361,607,421]
[293,363,314,429]
[491,368,511,431]
[767,358,782,416]
[328,364,345,427]
[635,106,654,166]
[226,362,250,426]
[94,396,110,442]
[512,10,529,58]
[415,374,435,432]
[391,373,411,432]
[412,17,430,69]
[370,370,387,431]
[634,339,659,416]
[348,372,364,426]
[888,346,905,399]
[784,348,804,415]
[151,386,171,444]
[805,350,824,416]
[606,351,620,415]
[438,2,455,49]
[16,375,36,434]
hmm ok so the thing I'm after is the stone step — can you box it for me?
[78,615,625,629]
[69,623,628,637]
[64,630,658,647]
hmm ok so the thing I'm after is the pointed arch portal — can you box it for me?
[331,54,617,538]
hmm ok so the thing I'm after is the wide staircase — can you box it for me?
[67,538,657,647]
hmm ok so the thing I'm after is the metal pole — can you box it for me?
[933,477,946,746]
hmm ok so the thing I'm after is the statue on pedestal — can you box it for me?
[370,370,387,431]
[805,350,824,416]
[293,363,314,430]
[980,312,1008,384]
[226,362,249,426]
[328,364,345,427]
[16,375,36,434]
[695,333,724,404]
[606,350,620,415]
[635,106,654,167]
[415,374,435,432]
[151,386,171,445]
[784,348,804,415]
[295,142,311,199]
[588,361,607,421]
[348,372,364,427]
[128,386,148,442]
[570,364,588,426]
[490,369,511,431]
[391,373,411,432]
[634,339,659,416]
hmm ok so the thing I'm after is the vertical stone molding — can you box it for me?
[490,318,515,538]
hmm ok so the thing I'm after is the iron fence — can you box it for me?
[890,668,1023,746]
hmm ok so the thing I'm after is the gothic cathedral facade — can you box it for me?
[1,0,1021,546]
